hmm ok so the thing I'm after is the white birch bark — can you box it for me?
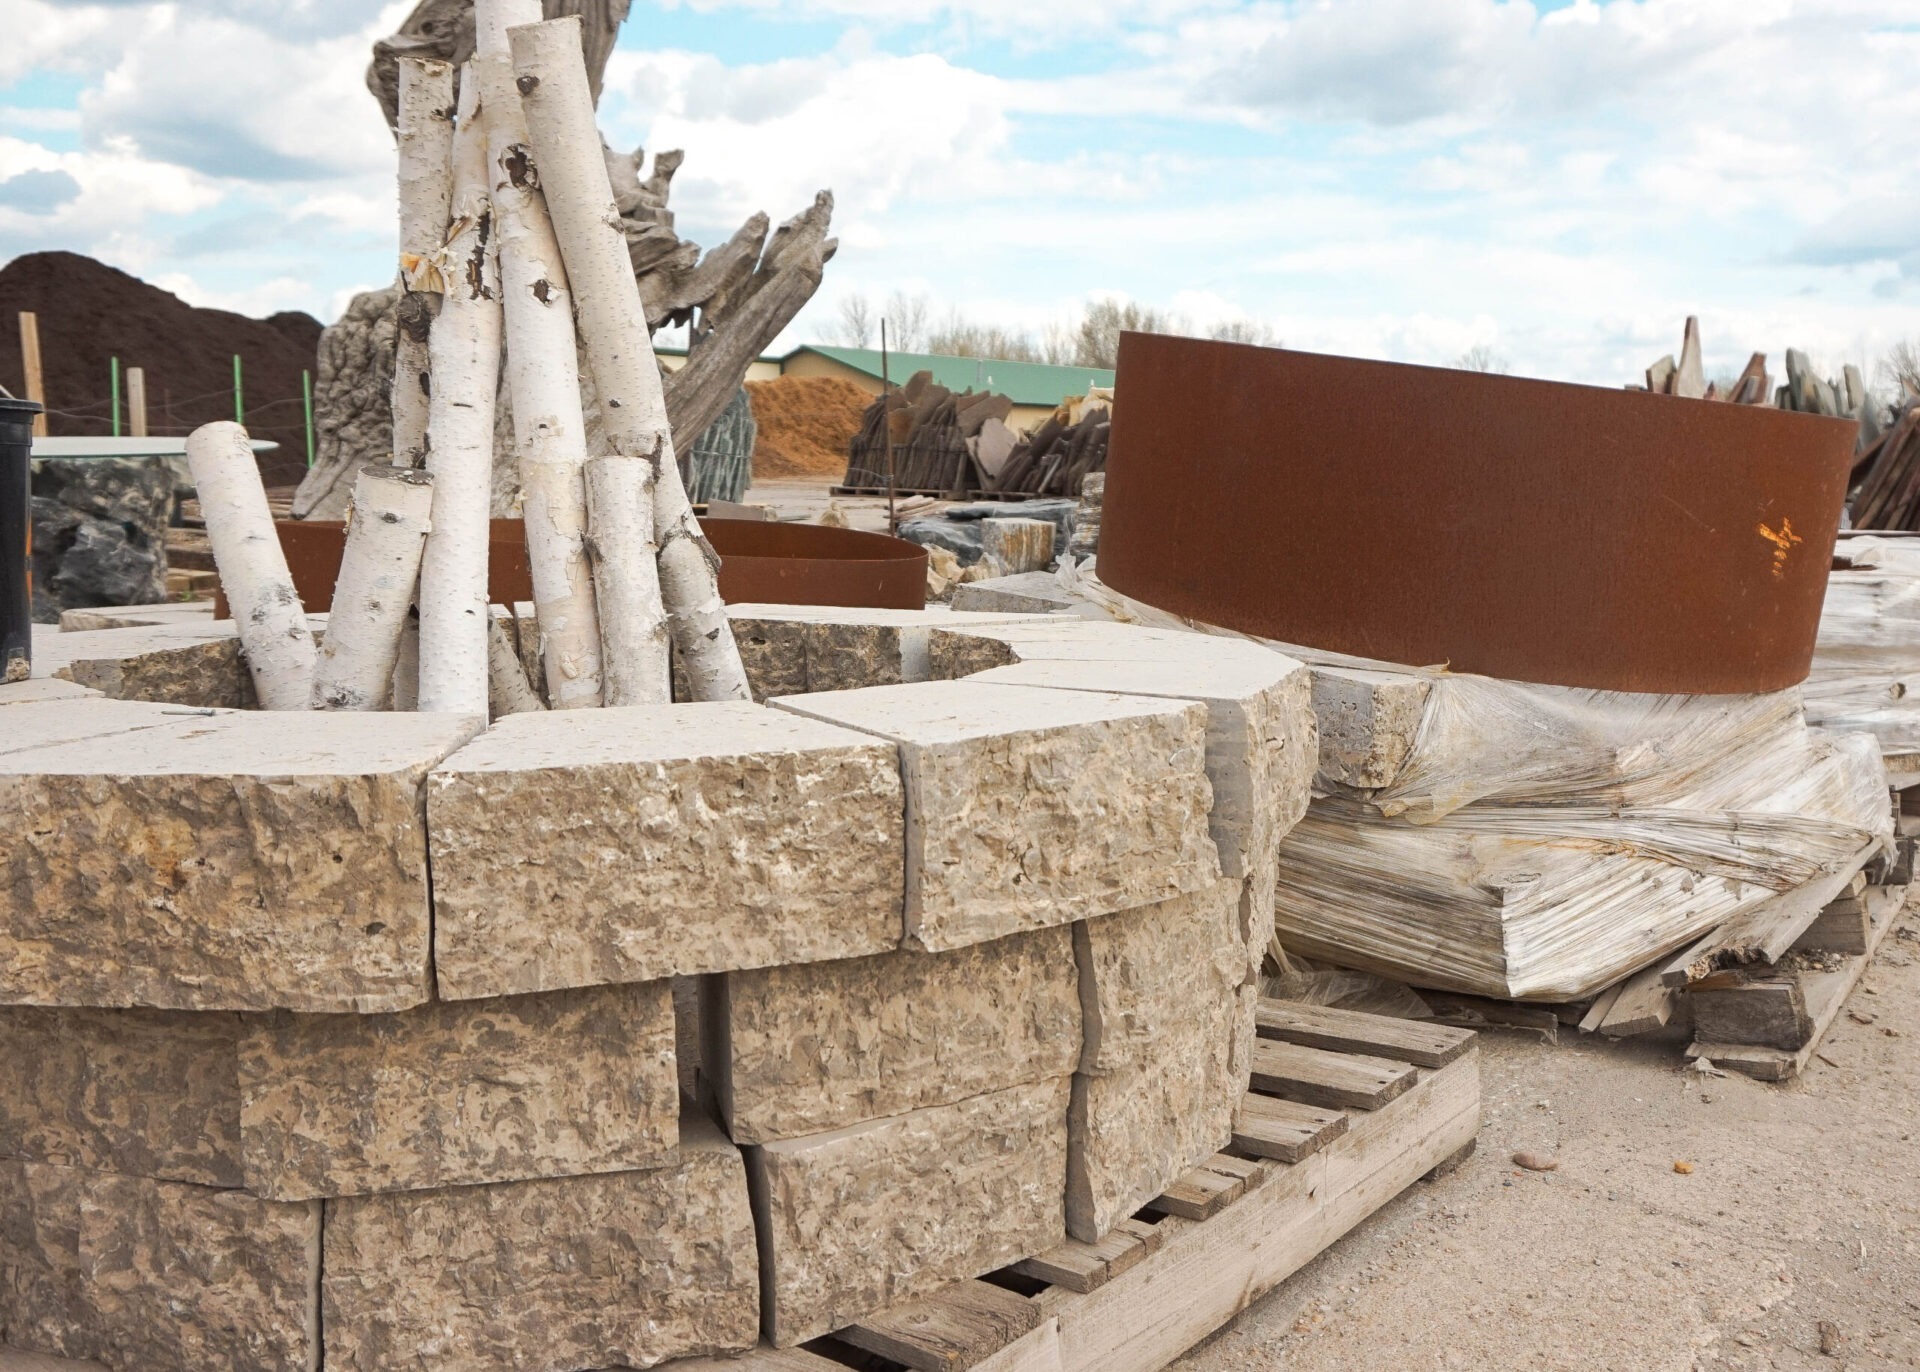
[584,455,670,705]
[472,38,602,708]
[488,612,548,717]
[509,16,749,702]
[417,66,501,717]
[311,466,435,710]
[393,57,455,469]
[185,421,316,711]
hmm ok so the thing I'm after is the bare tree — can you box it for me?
[882,290,931,353]
[1208,319,1277,348]
[831,293,875,347]
[1877,340,1920,400]
[1455,344,1509,374]
[924,311,1045,363]
[1073,297,1176,369]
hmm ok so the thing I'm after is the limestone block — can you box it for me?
[980,517,1055,576]
[1310,665,1431,791]
[0,678,100,707]
[751,1077,1071,1346]
[1240,851,1279,983]
[969,649,1314,879]
[0,1006,242,1187]
[0,1158,320,1372]
[1067,882,1245,1241]
[950,571,1073,615]
[724,605,1037,694]
[238,981,676,1201]
[927,627,1018,680]
[429,703,904,1001]
[57,603,216,633]
[34,622,252,708]
[80,1170,320,1372]
[0,710,479,1012]
[775,680,1217,951]
[322,1117,759,1372]
[712,925,1080,1143]
[0,698,186,755]
[676,616,809,703]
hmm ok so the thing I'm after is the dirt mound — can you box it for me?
[746,374,872,482]
[0,251,324,485]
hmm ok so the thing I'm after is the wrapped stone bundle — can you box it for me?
[1055,565,1893,1002]
[1804,532,1920,759]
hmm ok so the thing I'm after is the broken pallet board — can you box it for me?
[804,1005,1478,1372]
[1659,840,1878,987]
[1689,885,1906,1081]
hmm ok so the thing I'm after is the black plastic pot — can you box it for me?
[0,397,40,683]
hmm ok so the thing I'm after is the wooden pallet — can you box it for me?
[698,1001,1480,1372]
[1688,883,1907,1081]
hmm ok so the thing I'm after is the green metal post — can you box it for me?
[303,369,315,467]
[233,354,243,424]
[109,357,121,437]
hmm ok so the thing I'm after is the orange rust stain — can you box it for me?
[1756,518,1802,578]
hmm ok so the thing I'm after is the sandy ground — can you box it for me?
[1175,899,1920,1372]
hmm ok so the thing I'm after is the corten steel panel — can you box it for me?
[218,517,926,615]
[1100,334,1859,694]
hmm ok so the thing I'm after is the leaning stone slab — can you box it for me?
[950,571,1074,614]
[32,622,251,708]
[322,1116,759,1372]
[0,1158,320,1372]
[238,980,677,1201]
[1310,665,1431,791]
[0,709,479,1012]
[751,1076,1071,1347]
[1067,881,1245,1241]
[0,1006,242,1187]
[775,680,1217,951]
[967,649,1314,879]
[429,702,904,1001]
[711,925,1080,1144]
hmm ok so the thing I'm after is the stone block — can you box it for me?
[711,925,1080,1144]
[980,517,1055,576]
[429,702,904,1001]
[57,603,215,633]
[0,1158,320,1372]
[722,606,1038,695]
[775,680,1217,952]
[1066,881,1245,1241]
[969,648,1314,879]
[34,623,252,708]
[238,981,677,1201]
[751,1077,1071,1346]
[0,709,479,1012]
[322,1117,759,1372]
[950,572,1073,615]
[1311,665,1431,791]
[0,1006,242,1187]
[0,678,100,707]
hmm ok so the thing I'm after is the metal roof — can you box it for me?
[786,346,1115,407]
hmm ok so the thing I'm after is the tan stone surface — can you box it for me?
[969,651,1315,880]
[0,1007,242,1187]
[775,680,1217,951]
[238,981,676,1201]
[35,624,252,709]
[1310,665,1431,791]
[322,1117,758,1372]
[0,1159,320,1372]
[0,680,99,708]
[1066,882,1245,1240]
[927,627,1018,680]
[713,926,1080,1144]
[725,606,1037,693]
[752,1076,1071,1346]
[429,703,904,1000]
[0,711,477,1012]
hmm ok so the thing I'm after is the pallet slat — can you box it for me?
[840,1279,1044,1371]
[1249,1038,1418,1111]
[1231,1091,1349,1162]
[1255,999,1474,1068]
[1143,1162,1246,1221]
[1010,1226,1152,1295]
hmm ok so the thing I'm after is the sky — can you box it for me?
[0,0,1915,388]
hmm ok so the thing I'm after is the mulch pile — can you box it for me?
[0,251,323,485]
[746,374,871,481]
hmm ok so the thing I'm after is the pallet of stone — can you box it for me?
[1686,882,1908,1081]
[774,1003,1479,1372]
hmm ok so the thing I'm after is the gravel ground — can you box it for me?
[1175,900,1920,1372]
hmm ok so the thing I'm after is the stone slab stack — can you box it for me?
[0,607,1319,1363]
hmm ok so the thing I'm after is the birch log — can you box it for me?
[584,455,670,705]
[509,16,749,703]
[417,66,502,717]
[393,57,455,470]
[185,421,315,711]
[472,9,602,708]
[311,466,435,710]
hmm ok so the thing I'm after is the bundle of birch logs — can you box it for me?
[188,4,748,717]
